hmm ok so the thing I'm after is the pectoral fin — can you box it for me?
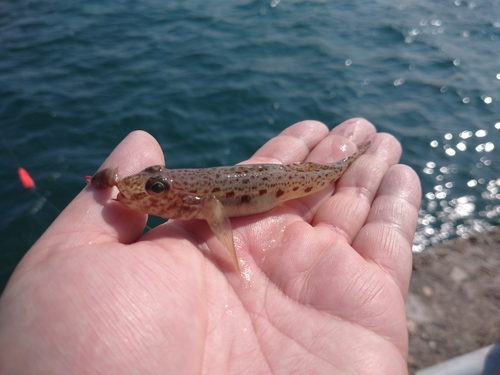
[200,195,240,272]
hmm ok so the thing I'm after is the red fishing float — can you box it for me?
[18,167,36,189]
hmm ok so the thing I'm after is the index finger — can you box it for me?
[33,131,164,253]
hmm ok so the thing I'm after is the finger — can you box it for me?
[311,133,402,244]
[327,117,376,149]
[352,164,421,295]
[305,118,376,164]
[243,120,330,164]
[283,118,377,220]
[34,131,164,252]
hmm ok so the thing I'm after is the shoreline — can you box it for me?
[407,226,500,373]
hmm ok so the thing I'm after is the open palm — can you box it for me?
[0,119,420,375]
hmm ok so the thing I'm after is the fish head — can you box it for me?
[116,165,177,218]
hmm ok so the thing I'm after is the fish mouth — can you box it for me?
[116,192,126,202]
[116,189,145,213]
[116,190,134,206]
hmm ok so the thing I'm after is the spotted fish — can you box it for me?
[89,142,370,271]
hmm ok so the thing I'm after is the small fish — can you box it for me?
[89,142,370,271]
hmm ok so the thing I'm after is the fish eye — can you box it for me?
[146,177,170,195]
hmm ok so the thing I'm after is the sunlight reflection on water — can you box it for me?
[413,122,500,251]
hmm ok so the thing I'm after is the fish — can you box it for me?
[88,141,370,271]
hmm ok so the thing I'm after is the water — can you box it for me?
[1,0,500,291]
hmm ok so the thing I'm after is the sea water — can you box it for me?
[1,0,499,290]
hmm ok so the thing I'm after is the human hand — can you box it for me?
[0,119,421,375]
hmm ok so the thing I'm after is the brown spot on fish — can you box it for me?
[241,195,251,203]
[212,187,221,193]
[276,189,284,198]
[259,189,267,195]
[292,186,299,191]
[304,186,313,193]
[226,191,235,198]
[242,179,250,184]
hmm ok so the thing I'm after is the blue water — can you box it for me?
[1,0,500,291]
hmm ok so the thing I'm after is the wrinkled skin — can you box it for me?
[0,119,420,375]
